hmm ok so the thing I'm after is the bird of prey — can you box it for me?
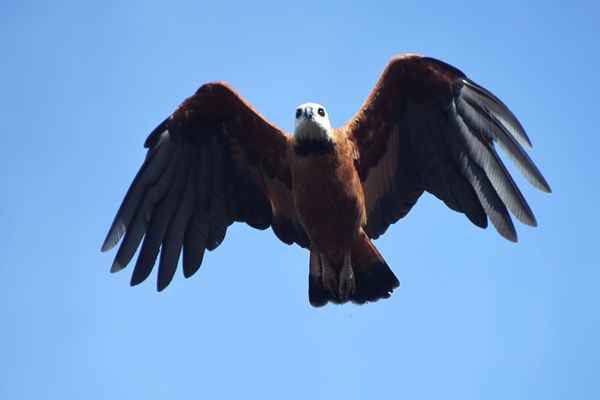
[102,54,550,307]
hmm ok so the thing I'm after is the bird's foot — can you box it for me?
[337,251,355,300]
[319,253,338,296]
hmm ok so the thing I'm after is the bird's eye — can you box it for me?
[296,108,302,118]
[318,108,326,117]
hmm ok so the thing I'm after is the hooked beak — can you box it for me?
[303,106,314,119]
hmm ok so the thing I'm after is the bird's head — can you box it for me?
[293,102,332,141]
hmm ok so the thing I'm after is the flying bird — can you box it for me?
[102,54,550,306]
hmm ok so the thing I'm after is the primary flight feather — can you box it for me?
[102,54,550,306]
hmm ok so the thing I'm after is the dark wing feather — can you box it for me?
[346,55,550,241]
[102,82,305,290]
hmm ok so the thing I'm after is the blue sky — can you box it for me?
[1,0,599,399]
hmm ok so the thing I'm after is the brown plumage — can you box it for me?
[102,54,550,306]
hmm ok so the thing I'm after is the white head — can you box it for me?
[294,102,333,141]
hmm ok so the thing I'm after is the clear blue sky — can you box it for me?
[1,1,598,399]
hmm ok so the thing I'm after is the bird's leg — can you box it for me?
[338,250,355,299]
[319,253,338,296]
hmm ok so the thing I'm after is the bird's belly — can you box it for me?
[291,154,365,255]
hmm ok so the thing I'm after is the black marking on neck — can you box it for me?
[293,138,335,156]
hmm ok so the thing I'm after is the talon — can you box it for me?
[338,251,355,300]
[319,253,338,297]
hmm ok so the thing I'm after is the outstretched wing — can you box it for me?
[345,55,551,241]
[102,82,308,290]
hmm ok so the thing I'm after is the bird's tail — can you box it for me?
[308,230,399,307]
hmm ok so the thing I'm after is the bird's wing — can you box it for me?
[102,82,308,290]
[344,55,551,241]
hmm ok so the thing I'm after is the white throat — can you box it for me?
[294,102,333,141]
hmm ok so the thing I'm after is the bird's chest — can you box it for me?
[290,148,365,251]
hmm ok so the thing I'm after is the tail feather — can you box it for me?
[308,231,399,307]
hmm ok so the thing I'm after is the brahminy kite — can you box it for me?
[102,54,550,306]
